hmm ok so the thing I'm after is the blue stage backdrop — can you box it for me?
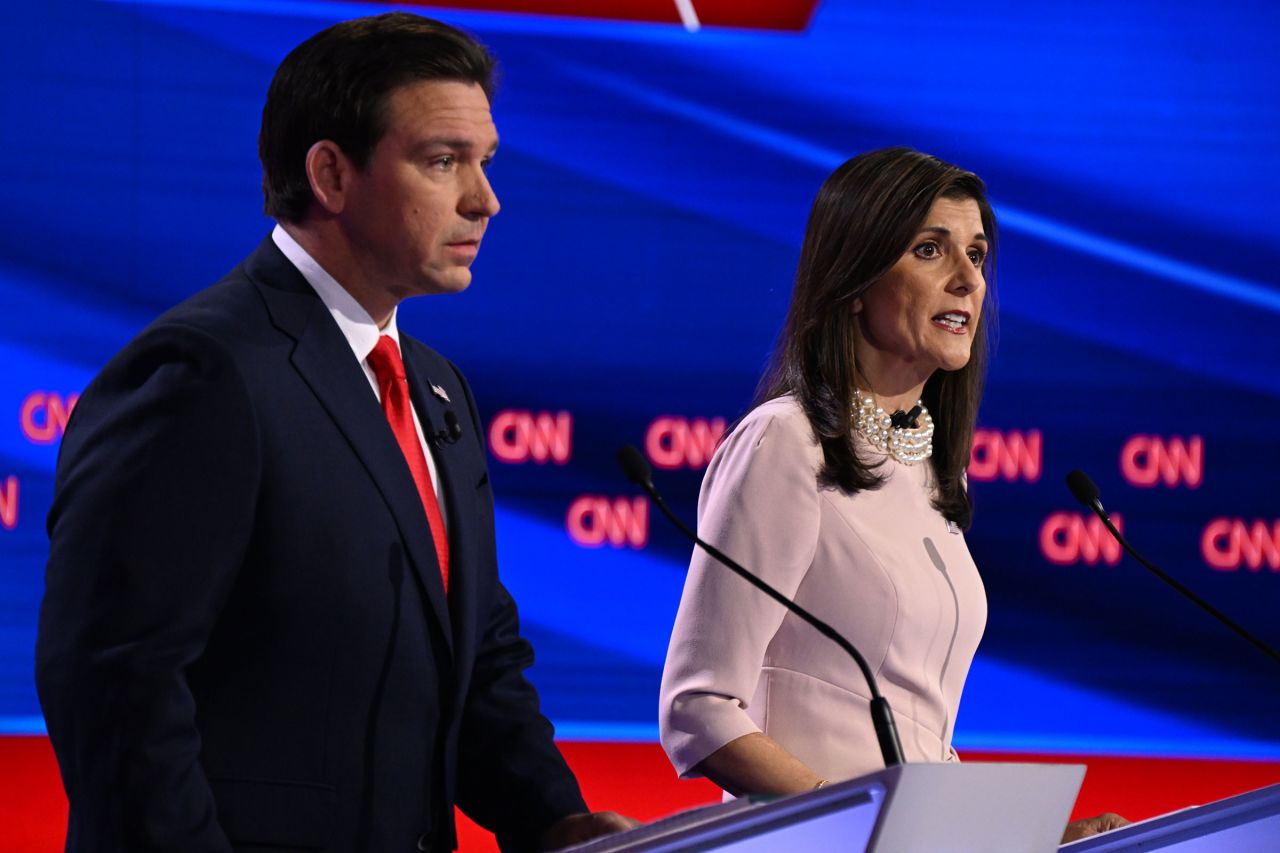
[1,0,1278,759]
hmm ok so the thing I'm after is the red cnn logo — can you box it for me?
[488,410,572,465]
[1040,512,1124,566]
[1119,434,1203,489]
[968,428,1042,482]
[20,391,79,444]
[566,496,648,549]
[1202,518,1280,572]
[645,416,726,471]
[0,476,17,530]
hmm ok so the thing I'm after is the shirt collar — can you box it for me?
[271,224,400,362]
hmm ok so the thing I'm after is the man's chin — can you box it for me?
[417,269,473,296]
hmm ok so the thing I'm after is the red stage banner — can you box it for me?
[356,1,819,31]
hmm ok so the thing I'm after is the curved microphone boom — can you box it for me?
[617,444,905,767]
[1066,469,1280,666]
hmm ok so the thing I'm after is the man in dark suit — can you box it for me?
[36,13,632,852]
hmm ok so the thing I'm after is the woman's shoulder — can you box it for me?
[735,394,812,437]
[701,395,824,512]
[716,395,819,464]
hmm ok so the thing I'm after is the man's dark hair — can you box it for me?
[259,12,497,223]
[755,147,999,530]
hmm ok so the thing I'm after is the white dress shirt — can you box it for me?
[272,225,449,531]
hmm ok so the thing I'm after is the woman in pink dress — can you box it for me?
[660,147,994,796]
[659,147,1126,842]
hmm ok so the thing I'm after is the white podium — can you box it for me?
[570,764,1280,852]
[1061,780,1280,852]
[566,762,1086,852]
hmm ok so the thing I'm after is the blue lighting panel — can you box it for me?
[1,0,1277,760]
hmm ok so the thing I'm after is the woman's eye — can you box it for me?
[967,249,986,266]
[913,241,940,259]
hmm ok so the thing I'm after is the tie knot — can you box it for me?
[368,335,406,383]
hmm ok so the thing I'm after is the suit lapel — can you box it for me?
[245,239,454,653]
[402,351,480,653]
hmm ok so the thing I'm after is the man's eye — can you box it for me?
[433,156,455,170]
[913,241,940,259]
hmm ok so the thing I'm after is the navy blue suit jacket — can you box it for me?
[36,238,586,852]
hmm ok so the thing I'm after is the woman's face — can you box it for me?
[852,195,988,390]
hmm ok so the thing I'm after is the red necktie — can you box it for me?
[367,336,449,592]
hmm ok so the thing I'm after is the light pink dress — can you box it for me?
[659,395,987,783]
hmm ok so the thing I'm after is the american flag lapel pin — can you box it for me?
[429,382,450,403]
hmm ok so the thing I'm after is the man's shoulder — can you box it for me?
[152,238,292,339]
[152,274,263,338]
[89,241,296,394]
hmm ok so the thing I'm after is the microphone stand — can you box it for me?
[620,446,905,767]
[1067,470,1280,667]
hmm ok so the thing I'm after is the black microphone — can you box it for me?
[432,411,463,445]
[890,405,923,429]
[617,444,905,767]
[1066,469,1280,666]
[1065,469,1102,513]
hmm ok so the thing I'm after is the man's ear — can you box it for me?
[304,140,352,215]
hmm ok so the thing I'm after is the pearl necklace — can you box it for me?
[852,388,934,465]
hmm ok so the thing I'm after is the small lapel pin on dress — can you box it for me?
[429,383,451,403]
